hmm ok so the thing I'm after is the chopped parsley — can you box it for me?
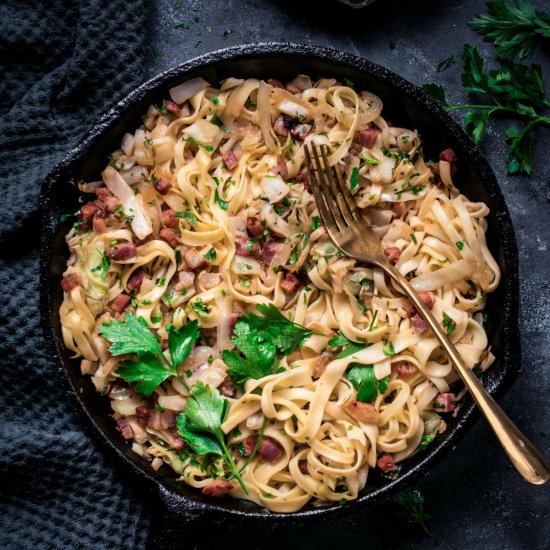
[90,250,111,279]
[310,215,321,231]
[349,166,360,191]
[456,241,464,250]
[346,364,390,403]
[211,114,229,133]
[203,247,217,262]
[183,136,213,151]
[191,298,210,318]
[442,312,456,334]
[175,210,198,224]
[214,189,229,210]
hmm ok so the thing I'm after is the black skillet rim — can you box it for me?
[39,42,520,524]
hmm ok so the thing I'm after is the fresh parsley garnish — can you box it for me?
[416,433,436,452]
[456,241,464,250]
[346,364,389,403]
[349,166,360,191]
[309,216,321,232]
[176,381,248,493]
[442,312,456,334]
[469,0,550,60]
[393,487,432,535]
[422,44,550,174]
[222,304,315,386]
[211,114,229,133]
[437,55,456,72]
[175,210,198,224]
[99,313,199,395]
[183,136,214,152]
[361,155,380,166]
[191,298,210,318]
[214,189,229,210]
[90,250,111,279]
[328,331,368,359]
[203,247,217,262]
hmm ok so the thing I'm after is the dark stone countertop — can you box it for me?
[140,0,550,547]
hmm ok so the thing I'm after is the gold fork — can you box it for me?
[304,143,549,485]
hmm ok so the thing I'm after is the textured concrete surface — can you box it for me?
[142,1,549,547]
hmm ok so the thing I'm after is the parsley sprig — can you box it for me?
[469,0,550,61]
[346,364,389,403]
[423,44,549,174]
[99,313,199,395]
[328,331,368,359]
[393,487,432,535]
[176,381,248,493]
[222,304,315,386]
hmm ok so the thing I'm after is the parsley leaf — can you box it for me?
[469,0,550,61]
[183,136,214,152]
[437,55,456,72]
[175,210,198,224]
[99,312,162,356]
[176,381,249,494]
[117,353,172,396]
[346,364,390,403]
[442,312,456,334]
[211,114,229,133]
[310,215,321,232]
[214,189,229,210]
[393,487,432,534]
[329,331,368,359]
[349,166,360,191]
[169,319,200,366]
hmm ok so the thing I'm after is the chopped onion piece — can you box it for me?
[183,119,220,145]
[169,77,209,104]
[261,175,289,203]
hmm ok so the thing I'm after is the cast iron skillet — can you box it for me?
[40,43,520,531]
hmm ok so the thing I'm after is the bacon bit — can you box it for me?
[60,273,79,292]
[159,228,178,248]
[235,236,259,256]
[269,155,288,179]
[300,169,311,191]
[273,115,289,137]
[244,436,257,457]
[439,148,458,176]
[411,313,428,334]
[258,438,284,462]
[418,290,435,310]
[298,459,309,474]
[267,78,284,89]
[390,202,407,216]
[281,273,300,295]
[161,208,179,229]
[183,247,208,270]
[135,405,149,428]
[222,150,239,170]
[147,409,177,430]
[434,392,456,413]
[286,83,301,94]
[127,267,144,291]
[228,312,242,338]
[402,299,416,317]
[111,243,137,261]
[93,210,107,234]
[261,240,284,264]
[291,123,312,141]
[154,177,172,195]
[165,100,181,115]
[202,479,234,497]
[111,293,131,313]
[395,361,417,377]
[95,191,120,213]
[384,246,401,264]
[313,350,333,379]
[116,418,133,440]
[377,453,397,473]
[169,430,185,450]
[246,216,264,237]
[347,400,380,424]
[80,201,99,222]
[359,128,381,148]
[218,376,237,398]
[95,187,111,198]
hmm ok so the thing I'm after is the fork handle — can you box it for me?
[385,264,550,485]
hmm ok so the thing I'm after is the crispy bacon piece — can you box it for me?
[243,436,284,463]
[261,240,284,264]
[384,247,401,265]
[291,122,312,141]
[147,409,177,430]
[154,177,172,195]
[117,418,133,440]
[418,290,435,310]
[160,228,178,248]
[60,273,80,292]
[313,350,333,379]
[273,115,289,137]
[111,243,137,261]
[395,361,417,377]
[267,78,284,89]
[161,208,179,229]
[434,392,456,413]
[280,273,299,295]
[377,453,397,473]
[347,400,380,424]
[135,405,149,428]
[80,201,99,222]
[127,267,144,291]
[390,202,407,216]
[165,100,181,115]
[222,151,239,170]
[235,236,259,256]
[359,128,381,148]
[269,155,288,179]
[183,247,208,270]
[168,430,185,450]
[411,313,428,334]
[218,376,237,398]
[439,148,458,176]
[95,188,120,213]
[111,293,131,313]
[202,479,234,497]
[246,216,264,237]
[298,459,309,474]
[93,210,107,234]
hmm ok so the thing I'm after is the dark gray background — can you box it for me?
[147,0,550,547]
[1,0,547,548]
